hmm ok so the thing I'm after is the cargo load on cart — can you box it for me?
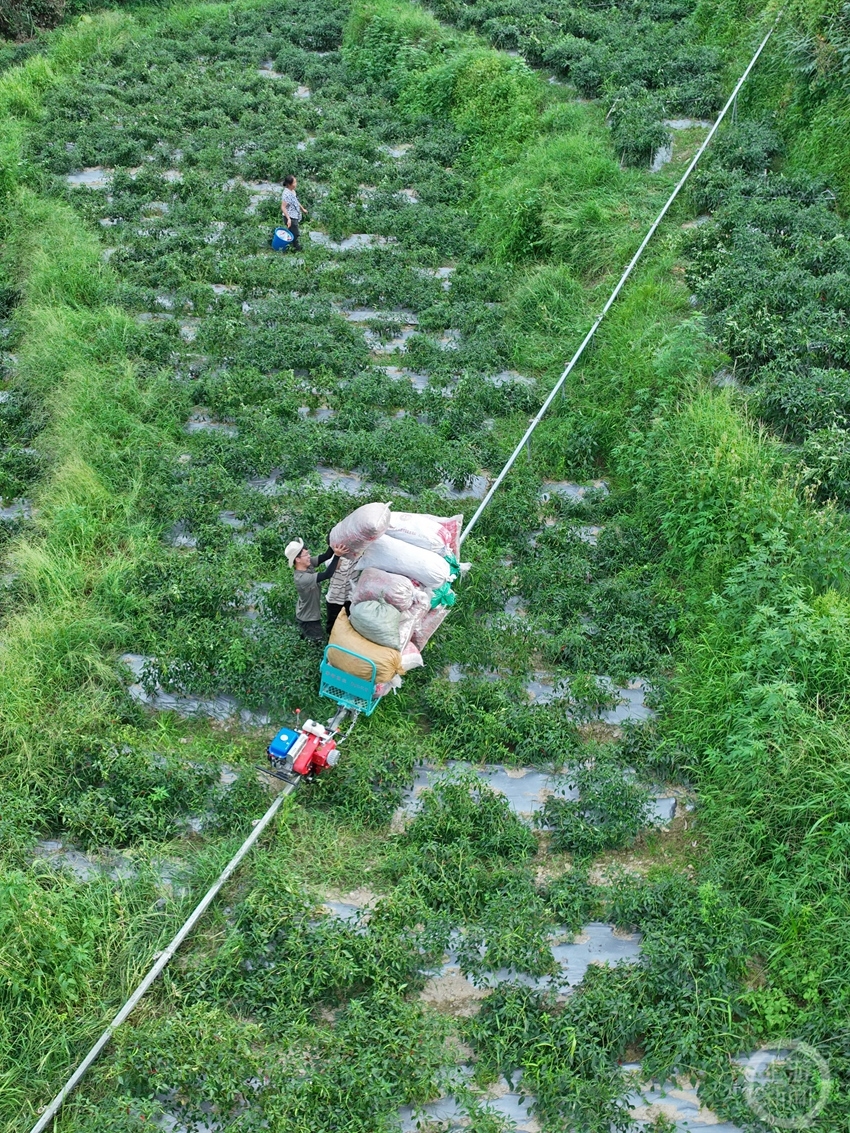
[321,502,466,716]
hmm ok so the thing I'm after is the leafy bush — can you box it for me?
[466,875,755,1127]
[476,131,646,274]
[608,85,672,167]
[801,422,850,501]
[705,119,782,174]
[539,757,655,858]
[0,0,65,38]
[343,0,448,88]
[402,47,541,165]
[433,0,725,163]
[277,989,450,1128]
[752,364,850,438]
[615,392,788,577]
[398,771,537,863]
[58,742,217,847]
[542,868,599,931]
[306,716,419,826]
[511,514,677,682]
[109,992,450,1133]
[185,853,447,1024]
[113,1003,268,1127]
[377,774,567,977]
[457,876,558,978]
[421,677,584,766]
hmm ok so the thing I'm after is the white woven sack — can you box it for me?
[387,514,445,555]
[350,566,415,611]
[401,642,424,671]
[387,511,462,557]
[356,535,451,589]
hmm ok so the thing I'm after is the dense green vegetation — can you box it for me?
[760,0,850,210]
[685,121,850,502]
[428,0,726,165]
[1,0,850,1129]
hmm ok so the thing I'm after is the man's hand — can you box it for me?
[331,542,349,556]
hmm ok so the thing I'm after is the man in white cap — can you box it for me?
[285,538,346,642]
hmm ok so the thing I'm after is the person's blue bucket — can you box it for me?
[272,227,295,251]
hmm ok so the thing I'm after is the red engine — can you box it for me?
[291,719,339,776]
[266,718,337,778]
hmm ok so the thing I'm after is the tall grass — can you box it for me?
[0,192,180,788]
[0,842,250,1130]
[343,0,449,80]
[478,127,663,273]
[0,107,206,1133]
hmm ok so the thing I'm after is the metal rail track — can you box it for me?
[28,11,783,1130]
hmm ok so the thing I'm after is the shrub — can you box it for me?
[708,119,783,174]
[343,0,448,87]
[398,771,537,863]
[752,364,850,439]
[608,85,671,168]
[58,741,218,847]
[476,131,641,274]
[466,874,755,1127]
[0,1,66,39]
[685,131,850,503]
[539,757,655,858]
[542,868,599,931]
[800,423,850,502]
[433,0,725,166]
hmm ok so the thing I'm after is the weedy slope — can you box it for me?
[1,0,849,1129]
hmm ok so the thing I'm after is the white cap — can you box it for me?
[285,538,304,568]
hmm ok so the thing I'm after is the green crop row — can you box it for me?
[684,119,850,503]
[50,780,758,1132]
[0,5,652,1129]
[362,0,850,1115]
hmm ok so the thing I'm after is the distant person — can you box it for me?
[285,537,346,642]
[281,174,307,251]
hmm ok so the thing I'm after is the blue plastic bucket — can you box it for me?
[272,227,295,251]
